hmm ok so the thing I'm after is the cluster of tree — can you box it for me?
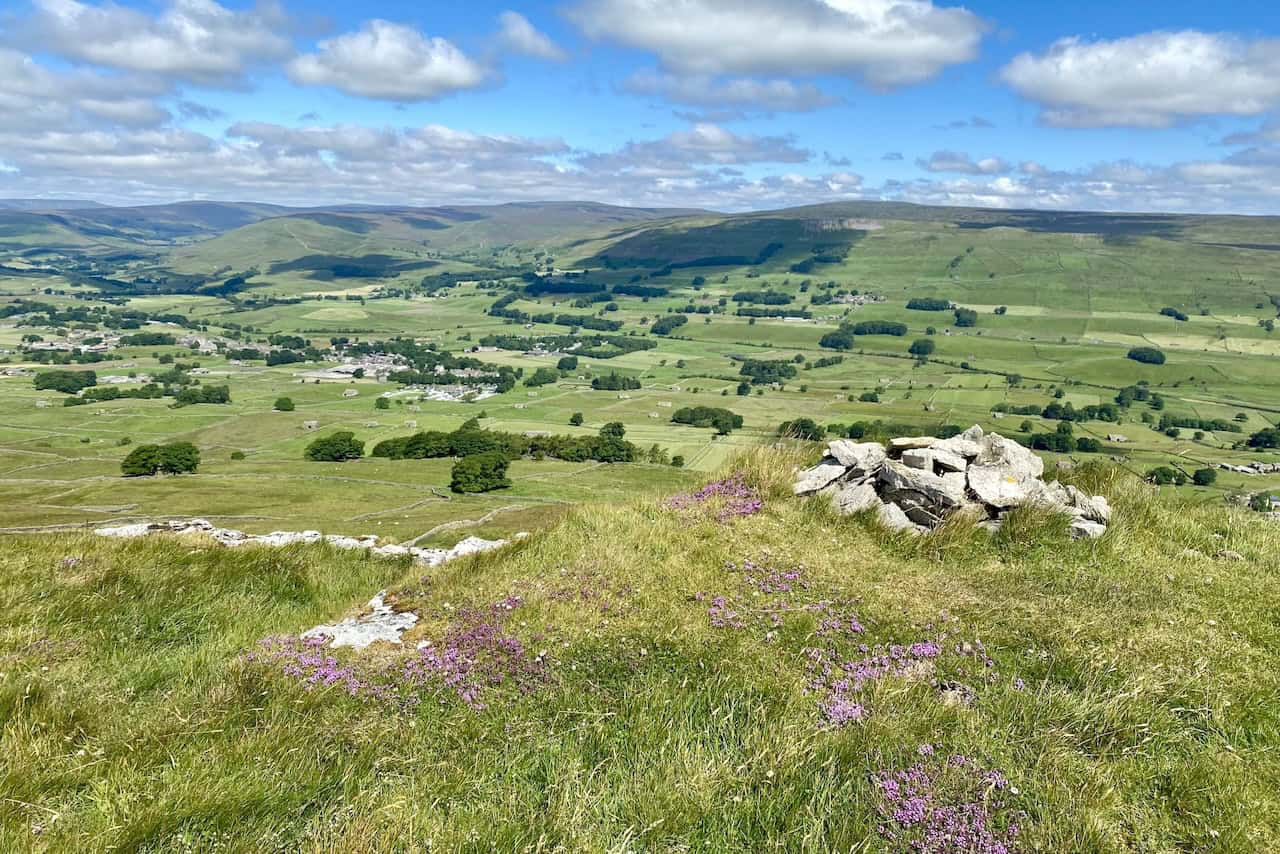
[1147,466,1216,487]
[450,452,512,494]
[34,370,97,394]
[118,332,176,347]
[807,355,845,370]
[372,420,644,467]
[650,315,689,336]
[1128,347,1167,365]
[954,308,978,327]
[305,431,366,462]
[671,406,744,434]
[4,300,196,330]
[121,442,200,477]
[992,402,1043,417]
[824,421,967,444]
[732,291,793,305]
[778,417,825,441]
[478,334,655,360]
[1247,427,1280,449]
[1115,385,1165,409]
[523,367,560,388]
[1027,432,1104,453]
[591,373,641,391]
[612,284,669,298]
[1160,307,1190,322]
[553,314,623,332]
[1158,414,1242,434]
[1040,402,1123,423]
[906,298,953,311]
[908,339,936,358]
[739,359,798,385]
[65,384,164,406]
[172,385,231,407]
[736,307,812,319]
[820,321,909,349]
[523,279,605,297]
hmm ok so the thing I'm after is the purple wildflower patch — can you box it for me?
[666,473,764,522]
[402,596,547,710]
[873,752,1024,854]
[250,595,551,712]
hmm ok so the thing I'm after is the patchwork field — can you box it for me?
[1,200,1278,542]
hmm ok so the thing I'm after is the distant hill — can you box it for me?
[0,198,106,211]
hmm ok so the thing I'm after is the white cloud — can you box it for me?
[568,0,987,88]
[0,48,174,131]
[1221,119,1280,147]
[288,20,488,101]
[496,11,566,61]
[1001,31,1280,128]
[918,150,1009,175]
[622,70,838,113]
[18,0,293,86]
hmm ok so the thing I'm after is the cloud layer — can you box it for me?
[1002,31,1280,128]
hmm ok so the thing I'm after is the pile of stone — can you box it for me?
[93,518,517,567]
[793,425,1111,539]
[1219,461,1280,475]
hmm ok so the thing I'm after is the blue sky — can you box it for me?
[1,0,1278,212]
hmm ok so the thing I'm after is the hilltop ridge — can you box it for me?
[1,448,1277,851]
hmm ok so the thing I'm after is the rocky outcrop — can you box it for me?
[93,518,519,567]
[303,591,419,650]
[793,426,1111,539]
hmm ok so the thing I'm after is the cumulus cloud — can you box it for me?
[287,20,488,101]
[622,70,838,114]
[16,0,294,87]
[0,48,175,131]
[568,0,987,88]
[918,150,1009,175]
[1001,31,1280,128]
[496,11,566,61]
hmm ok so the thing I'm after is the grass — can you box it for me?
[1,450,1278,851]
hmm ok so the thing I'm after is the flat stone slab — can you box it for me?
[303,591,419,650]
[793,460,849,496]
[831,482,880,515]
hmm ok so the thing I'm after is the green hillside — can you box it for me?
[1,452,1277,851]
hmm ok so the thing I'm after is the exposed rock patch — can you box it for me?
[93,518,518,567]
[794,426,1111,538]
[303,591,419,650]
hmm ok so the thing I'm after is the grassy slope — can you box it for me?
[2,451,1278,852]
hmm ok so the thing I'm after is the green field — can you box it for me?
[2,200,1279,541]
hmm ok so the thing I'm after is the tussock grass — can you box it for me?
[1,451,1278,851]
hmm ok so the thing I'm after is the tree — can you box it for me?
[569,412,584,426]
[159,442,200,474]
[1193,468,1218,486]
[953,308,978,327]
[121,445,163,477]
[121,442,199,477]
[1147,466,1185,486]
[779,418,825,441]
[557,356,579,372]
[524,367,559,387]
[736,382,750,396]
[274,397,295,412]
[599,422,627,440]
[450,452,511,493]
[1250,493,1274,512]
[1248,427,1280,449]
[305,431,365,462]
[35,370,97,394]
[671,455,685,468]
[1128,347,1167,365]
[374,397,391,410]
[908,339,936,358]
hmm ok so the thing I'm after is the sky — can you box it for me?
[1,0,1279,214]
